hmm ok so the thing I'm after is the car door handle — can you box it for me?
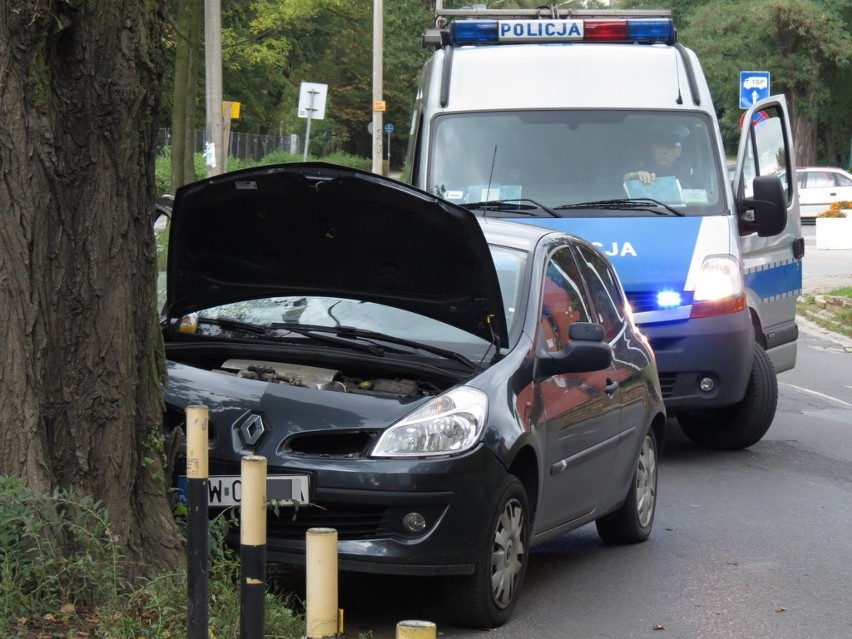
[605,379,618,395]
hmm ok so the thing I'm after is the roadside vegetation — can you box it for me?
[797,286,852,339]
[0,477,304,639]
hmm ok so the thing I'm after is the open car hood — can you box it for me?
[166,163,509,346]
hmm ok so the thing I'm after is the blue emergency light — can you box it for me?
[450,18,675,46]
[656,290,683,309]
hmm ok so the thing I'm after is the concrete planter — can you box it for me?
[815,214,852,250]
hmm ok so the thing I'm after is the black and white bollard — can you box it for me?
[240,455,267,639]
[186,405,209,639]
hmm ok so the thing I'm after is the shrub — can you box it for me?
[817,201,851,218]
[0,477,304,638]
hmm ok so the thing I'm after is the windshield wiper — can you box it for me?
[196,316,268,334]
[195,317,386,356]
[271,322,479,371]
[464,198,558,217]
[553,198,685,216]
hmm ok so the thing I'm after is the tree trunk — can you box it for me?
[171,0,202,192]
[788,85,819,167]
[0,0,182,576]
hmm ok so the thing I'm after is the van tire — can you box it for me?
[677,343,777,450]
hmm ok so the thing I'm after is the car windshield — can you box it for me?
[428,110,725,215]
[183,244,526,362]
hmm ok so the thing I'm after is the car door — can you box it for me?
[573,244,654,498]
[535,245,622,531]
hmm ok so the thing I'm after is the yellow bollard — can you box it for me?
[306,527,339,639]
[396,620,437,639]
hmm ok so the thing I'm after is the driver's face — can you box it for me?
[652,143,681,168]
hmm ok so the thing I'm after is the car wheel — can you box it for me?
[677,343,777,450]
[595,428,658,544]
[446,475,530,629]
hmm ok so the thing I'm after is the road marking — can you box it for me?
[780,382,852,408]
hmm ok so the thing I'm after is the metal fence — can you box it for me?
[157,128,300,162]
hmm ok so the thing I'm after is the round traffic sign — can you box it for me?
[384,123,394,134]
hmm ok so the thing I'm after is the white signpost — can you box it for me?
[298,82,328,160]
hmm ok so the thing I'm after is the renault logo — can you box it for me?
[235,412,267,447]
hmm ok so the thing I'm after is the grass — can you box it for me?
[0,477,305,639]
[797,286,852,339]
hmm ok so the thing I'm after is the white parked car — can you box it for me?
[796,167,852,221]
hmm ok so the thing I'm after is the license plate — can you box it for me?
[178,475,310,507]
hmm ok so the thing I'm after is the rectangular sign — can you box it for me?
[740,71,770,109]
[298,82,328,120]
[498,19,583,42]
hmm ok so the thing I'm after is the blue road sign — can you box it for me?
[740,71,770,109]
[384,123,394,134]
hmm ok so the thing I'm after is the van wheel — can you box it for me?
[677,343,777,450]
[596,428,658,544]
[446,475,530,629]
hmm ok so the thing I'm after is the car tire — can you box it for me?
[677,342,777,450]
[595,428,658,544]
[446,475,530,629]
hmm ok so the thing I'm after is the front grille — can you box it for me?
[658,373,676,400]
[264,502,391,540]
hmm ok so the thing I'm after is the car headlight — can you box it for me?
[691,255,746,318]
[371,386,488,457]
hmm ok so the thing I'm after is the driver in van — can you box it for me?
[623,125,695,188]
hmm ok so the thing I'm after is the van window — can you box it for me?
[428,110,723,215]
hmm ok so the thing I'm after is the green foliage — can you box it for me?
[0,478,304,638]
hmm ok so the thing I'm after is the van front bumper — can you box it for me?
[639,309,753,410]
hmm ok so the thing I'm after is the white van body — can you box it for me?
[405,6,803,450]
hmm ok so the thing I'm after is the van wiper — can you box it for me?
[553,198,685,216]
[271,322,478,371]
[464,198,558,217]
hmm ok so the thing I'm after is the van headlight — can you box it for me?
[691,255,746,318]
[371,387,487,457]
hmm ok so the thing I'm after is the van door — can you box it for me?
[734,95,803,375]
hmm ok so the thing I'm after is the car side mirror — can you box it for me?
[740,175,787,237]
[534,322,613,381]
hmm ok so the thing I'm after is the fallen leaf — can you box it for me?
[60,603,77,615]
[653,623,666,630]
[775,606,787,613]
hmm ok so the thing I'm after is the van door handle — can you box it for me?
[605,379,618,396]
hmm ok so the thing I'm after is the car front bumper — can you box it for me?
[209,445,508,576]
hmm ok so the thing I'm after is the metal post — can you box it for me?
[372,0,384,174]
[186,405,209,639]
[306,528,339,639]
[204,0,223,176]
[303,90,318,161]
[240,456,267,639]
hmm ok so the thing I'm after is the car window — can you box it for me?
[539,247,591,352]
[807,172,834,188]
[834,173,852,187]
[575,245,625,342]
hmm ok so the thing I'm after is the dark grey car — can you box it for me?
[160,163,666,628]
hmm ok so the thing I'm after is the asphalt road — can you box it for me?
[318,225,852,639]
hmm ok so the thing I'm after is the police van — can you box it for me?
[403,4,804,450]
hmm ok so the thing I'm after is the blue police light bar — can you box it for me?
[449,18,674,46]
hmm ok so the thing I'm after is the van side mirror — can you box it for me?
[739,175,787,237]
[534,322,613,381]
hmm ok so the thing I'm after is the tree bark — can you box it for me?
[0,0,182,575]
[170,0,202,192]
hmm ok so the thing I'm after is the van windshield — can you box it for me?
[428,111,726,216]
